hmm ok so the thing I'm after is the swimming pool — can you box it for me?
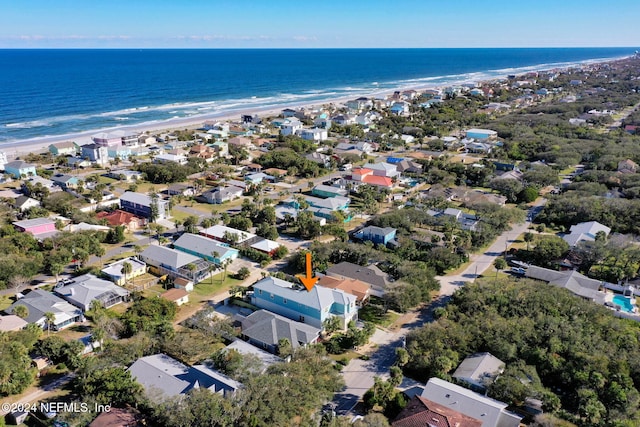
[612,295,635,313]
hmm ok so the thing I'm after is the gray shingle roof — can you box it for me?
[173,233,238,260]
[452,352,504,388]
[525,266,606,303]
[54,274,129,311]
[5,289,81,326]
[140,245,201,269]
[241,310,320,348]
[128,354,241,398]
[325,261,389,289]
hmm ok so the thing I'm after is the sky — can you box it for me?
[1,0,639,48]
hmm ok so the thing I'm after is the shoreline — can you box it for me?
[2,54,632,161]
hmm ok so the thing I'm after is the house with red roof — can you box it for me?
[349,168,394,189]
[393,395,482,427]
[96,209,146,232]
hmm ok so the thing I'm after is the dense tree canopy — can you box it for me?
[405,279,640,426]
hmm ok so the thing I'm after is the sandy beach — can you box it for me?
[0,94,362,161]
[1,54,627,161]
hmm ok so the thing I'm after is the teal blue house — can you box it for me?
[354,226,397,245]
[251,277,357,330]
[312,184,348,198]
[173,233,238,265]
[4,160,37,179]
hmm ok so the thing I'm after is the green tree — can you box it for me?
[13,304,28,319]
[235,267,251,280]
[44,311,56,335]
[523,232,535,251]
[493,258,507,278]
[121,261,133,286]
[75,366,143,407]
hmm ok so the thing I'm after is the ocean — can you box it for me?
[0,47,633,144]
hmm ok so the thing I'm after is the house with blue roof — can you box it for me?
[173,233,239,265]
[251,276,358,330]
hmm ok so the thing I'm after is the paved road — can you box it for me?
[0,373,76,416]
[437,198,546,297]
[332,198,547,415]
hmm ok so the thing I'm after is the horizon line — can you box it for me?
[0,46,637,50]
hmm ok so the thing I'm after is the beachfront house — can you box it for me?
[49,141,79,156]
[119,191,169,220]
[5,289,83,331]
[80,144,109,166]
[173,233,239,265]
[128,354,240,399]
[251,276,358,330]
[4,160,36,179]
[101,257,148,286]
[54,274,130,312]
[92,131,124,147]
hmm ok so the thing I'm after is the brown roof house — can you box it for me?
[325,261,392,297]
[618,159,638,174]
[317,276,371,305]
[161,288,190,306]
[393,395,482,427]
[89,407,142,427]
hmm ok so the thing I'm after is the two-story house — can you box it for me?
[251,277,357,330]
[119,191,169,220]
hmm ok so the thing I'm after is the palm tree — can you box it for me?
[44,311,56,335]
[223,258,232,282]
[211,251,220,284]
[524,232,534,251]
[121,261,133,286]
[13,304,28,319]
[494,258,507,279]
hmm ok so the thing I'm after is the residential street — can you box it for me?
[332,198,547,415]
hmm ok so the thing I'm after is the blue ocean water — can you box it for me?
[0,48,633,144]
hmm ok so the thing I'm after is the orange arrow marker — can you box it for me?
[298,252,318,292]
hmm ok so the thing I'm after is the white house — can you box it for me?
[280,118,303,136]
[298,128,328,142]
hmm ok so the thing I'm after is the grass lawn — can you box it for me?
[359,300,401,328]
[170,209,194,223]
[327,350,362,363]
[0,294,14,311]
[98,176,118,185]
[178,200,215,215]
[192,273,243,303]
